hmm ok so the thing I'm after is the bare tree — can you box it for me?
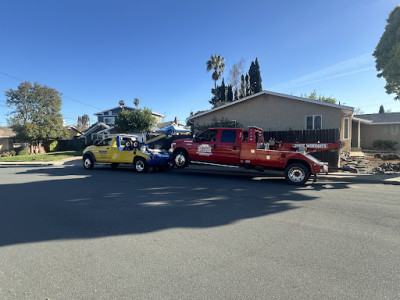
[228,59,245,91]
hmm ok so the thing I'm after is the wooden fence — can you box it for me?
[263,129,341,167]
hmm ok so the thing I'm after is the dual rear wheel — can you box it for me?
[284,163,310,185]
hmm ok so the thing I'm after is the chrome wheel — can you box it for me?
[284,163,310,185]
[175,153,186,168]
[135,158,147,173]
[288,167,305,183]
[83,156,94,169]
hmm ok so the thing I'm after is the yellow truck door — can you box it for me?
[93,137,113,162]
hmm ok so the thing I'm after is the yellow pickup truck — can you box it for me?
[82,135,172,172]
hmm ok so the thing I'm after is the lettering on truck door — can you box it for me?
[94,138,112,162]
[193,129,218,162]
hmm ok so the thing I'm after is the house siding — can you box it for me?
[0,138,12,151]
[359,123,400,148]
[192,94,352,151]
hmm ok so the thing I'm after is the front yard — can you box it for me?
[0,151,82,162]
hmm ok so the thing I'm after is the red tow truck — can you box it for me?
[170,127,352,185]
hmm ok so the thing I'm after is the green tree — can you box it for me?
[227,84,234,102]
[249,57,262,94]
[210,79,227,107]
[114,108,156,134]
[134,98,140,108]
[234,88,239,100]
[245,73,250,96]
[373,5,400,100]
[206,54,226,89]
[239,74,246,99]
[6,81,67,152]
[302,90,337,104]
[379,105,385,113]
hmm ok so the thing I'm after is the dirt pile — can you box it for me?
[341,151,400,174]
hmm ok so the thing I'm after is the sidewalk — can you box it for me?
[0,156,81,167]
[1,157,399,185]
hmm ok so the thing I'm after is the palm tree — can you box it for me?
[206,54,226,89]
[134,98,140,108]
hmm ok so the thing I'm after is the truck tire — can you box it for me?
[132,141,140,148]
[134,157,147,173]
[284,163,310,185]
[174,150,188,168]
[83,155,94,170]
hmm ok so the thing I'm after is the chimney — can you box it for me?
[174,117,178,126]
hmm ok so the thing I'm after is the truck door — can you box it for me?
[213,129,241,165]
[192,129,218,162]
[94,138,112,162]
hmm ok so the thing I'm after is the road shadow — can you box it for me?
[0,164,352,247]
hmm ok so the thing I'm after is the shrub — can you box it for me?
[372,140,398,150]
[44,140,59,152]
[0,150,16,157]
[193,117,243,134]
[15,146,30,155]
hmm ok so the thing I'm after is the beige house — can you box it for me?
[0,127,15,151]
[187,91,355,152]
[353,112,400,149]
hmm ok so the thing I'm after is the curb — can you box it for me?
[0,156,81,167]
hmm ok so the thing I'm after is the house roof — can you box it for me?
[354,112,400,124]
[65,126,83,134]
[187,90,354,121]
[0,127,16,138]
[94,106,164,117]
[81,122,111,137]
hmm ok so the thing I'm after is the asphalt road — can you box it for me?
[0,161,399,299]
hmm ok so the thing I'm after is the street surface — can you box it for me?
[0,161,400,299]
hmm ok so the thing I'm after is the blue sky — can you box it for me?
[1,0,399,127]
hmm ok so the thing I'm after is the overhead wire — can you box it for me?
[0,71,104,111]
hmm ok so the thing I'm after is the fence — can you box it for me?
[263,129,341,167]
[263,128,340,143]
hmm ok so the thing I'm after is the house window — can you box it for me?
[104,117,115,125]
[306,115,322,130]
[343,118,349,140]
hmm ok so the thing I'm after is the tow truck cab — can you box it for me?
[171,127,330,185]
[82,135,172,172]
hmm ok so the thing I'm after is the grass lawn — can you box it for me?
[0,151,82,162]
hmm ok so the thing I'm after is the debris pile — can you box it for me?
[372,162,400,174]
[341,151,400,174]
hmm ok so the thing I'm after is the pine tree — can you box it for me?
[379,105,385,113]
[248,58,262,95]
[245,73,250,96]
[227,85,233,102]
[239,75,246,99]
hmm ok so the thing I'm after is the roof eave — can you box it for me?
[187,90,354,121]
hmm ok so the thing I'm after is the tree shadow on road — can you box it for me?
[0,164,354,247]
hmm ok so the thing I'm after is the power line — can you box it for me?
[0,71,24,81]
[0,70,104,111]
